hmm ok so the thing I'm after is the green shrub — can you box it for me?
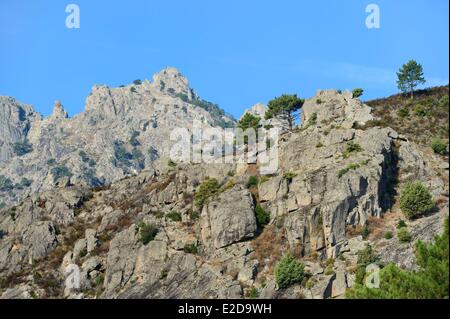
[352,88,364,98]
[247,287,259,299]
[397,108,409,118]
[397,228,412,243]
[50,165,73,182]
[139,222,158,245]
[47,158,56,166]
[399,182,434,219]
[431,138,447,155]
[188,209,200,220]
[183,242,198,254]
[255,204,270,228]
[283,172,297,182]
[343,142,363,158]
[347,218,449,299]
[247,176,259,188]
[168,159,177,167]
[17,177,32,189]
[316,99,323,104]
[0,175,14,192]
[166,211,182,222]
[357,244,379,266]
[79,248,88,258]
[413,105,429,117]
[13,141,33,156]
[384,231,394,240]
[353,244,379,284]
[274,253,306,289]
[133,79,142,85]
[194,178,220,209]
[397,219,407,229]
[438,95,449,108]
[362,225,370,239]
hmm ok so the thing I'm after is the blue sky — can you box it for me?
[0,0,448,118]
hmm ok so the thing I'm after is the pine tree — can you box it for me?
[265,94,304,130]
[397,60,426,99]
[346,218,449,299]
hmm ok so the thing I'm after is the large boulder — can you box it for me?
[201,186,257,249]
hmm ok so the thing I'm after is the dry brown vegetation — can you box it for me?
[252,225,287,272]
[364,85,449,146]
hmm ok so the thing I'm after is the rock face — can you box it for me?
[0,67,235,207]
[241,103,290,133]
[201,186,257,249]
[0,97,41,163]
[0,81,447,300]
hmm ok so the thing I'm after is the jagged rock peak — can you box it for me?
[241,103,267,120]
[50,100,68,120]
[302,89,374,129]
[152,66,195,99]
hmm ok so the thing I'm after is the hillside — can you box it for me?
[364,85,449,147]
[0,87,447,299]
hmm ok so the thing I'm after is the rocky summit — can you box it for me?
[0,69,448,299]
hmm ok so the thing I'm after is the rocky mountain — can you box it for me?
[0,67,235,208]
[0,76,448,299]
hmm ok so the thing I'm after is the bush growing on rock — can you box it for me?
[138,222,158,245]
[194,178,220,209]
[397,228,412,243]
[166,211,182,222]
[13,140,33,156]
[255,204,270,228]
[384,231,393,240]
[183,243,198,254]
[283,172,297,182]
[274,253,306,289]
[0,175,14,192]
[343,142,363,159]
[50,165,73,182]
[168,160,177,167]
[399,182,434,219]
[352,88,364,98]
[397,219,407,229]
[247,176,259,188]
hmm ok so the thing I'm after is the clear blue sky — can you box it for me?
[0,0,448,118]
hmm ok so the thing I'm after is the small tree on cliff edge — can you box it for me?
[397,60,426,99]
[265,94,304,130]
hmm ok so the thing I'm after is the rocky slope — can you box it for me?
[0,82,448,299]
[0,67,235,208]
